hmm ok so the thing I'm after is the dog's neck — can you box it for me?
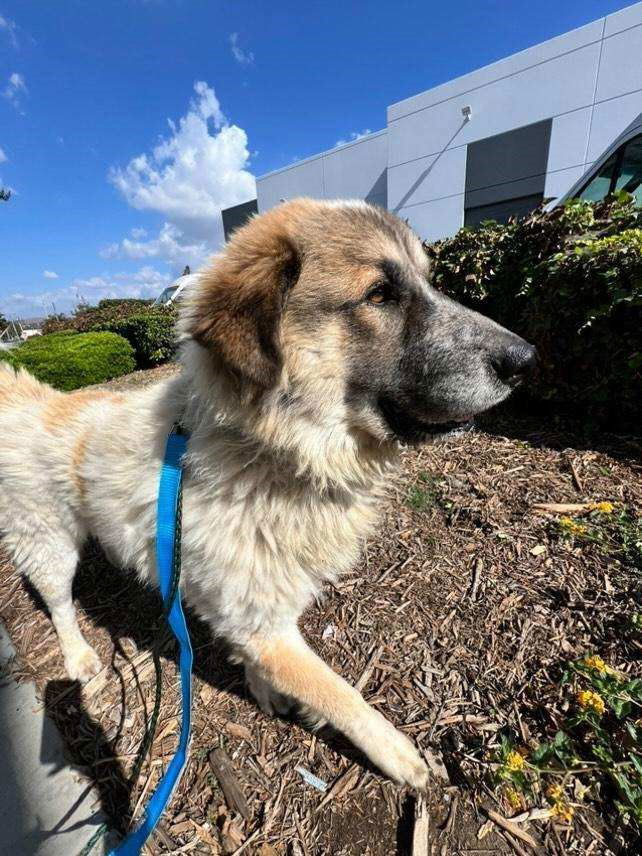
[174,340,397,495]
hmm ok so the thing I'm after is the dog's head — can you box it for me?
[182,199,536,446]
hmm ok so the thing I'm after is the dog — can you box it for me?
[0,199,536,790]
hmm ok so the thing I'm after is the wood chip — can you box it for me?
[411,794,430,856]
[354,644,384,693]
[317,764,360,809]
[208,748,251,821]
[532,502,591,514]
[422,747,449,782]
[469,558,483,601]
[225,721,253,742]
[190,820,220,851]
[569,458,584,492]
[483,807,538,850]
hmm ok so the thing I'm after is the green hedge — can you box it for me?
[0,331,136,391]
[94,312,176,368]
[42,298,156,334]
[426,192,642,424]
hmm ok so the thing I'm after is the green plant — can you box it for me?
[3,331,135,390]
[41,298,157,334]
[94,312,177,367]
[552,505,642,571]
[494,654,642,831]
[426,193,642,425]
[406,472,445,511]
[487,501,642,831]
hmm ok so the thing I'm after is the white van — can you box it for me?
[558,112,642,206]
[153,267,202,308]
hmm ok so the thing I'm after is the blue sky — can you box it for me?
[0,0,633,317]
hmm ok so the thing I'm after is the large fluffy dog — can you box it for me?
[0,199,535,789]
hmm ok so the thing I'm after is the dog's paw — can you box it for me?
[245,667,294,717]
[379,729,429,791]
[357,713,429,791]
[64,644,102,683]
[297,703,328,732]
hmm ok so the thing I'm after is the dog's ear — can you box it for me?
[186,217,300,388]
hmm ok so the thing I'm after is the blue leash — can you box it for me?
[108,427,193,855]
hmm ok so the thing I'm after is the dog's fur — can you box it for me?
[0,199,534,789]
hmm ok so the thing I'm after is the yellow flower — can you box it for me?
[576,689,606,715]
[552,801,574,823]
[583,655,607,673]
[559,517,588,536]
[582,654,618,677]
[505,788,523,810]
[505,750,526,772]
[546,784,574,823]
[546,784,564,802]
[589,501,614,514]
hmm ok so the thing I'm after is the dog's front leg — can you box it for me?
[243,627,428,790]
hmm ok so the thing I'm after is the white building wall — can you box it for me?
[257,2,642,241]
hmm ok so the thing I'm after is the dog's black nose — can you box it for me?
[493,342,538,386]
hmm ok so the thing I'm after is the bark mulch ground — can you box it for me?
[1,366,641,856]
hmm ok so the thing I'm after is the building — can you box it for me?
[249,1,642,242]
[221,199,258,242]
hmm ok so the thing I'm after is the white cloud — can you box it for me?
[0,266,172,317]
[101,222,211,268]
[229,33,254,66]
[3,71,27,112]
[0,146,7,164]
[107,80,256,265]
[335,129,372,147]
[73,265,170,295]
[130,226,147,239]
[0,14,19,49]
[43,270,59,279]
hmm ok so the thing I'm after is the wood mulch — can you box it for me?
[1,366,641,856]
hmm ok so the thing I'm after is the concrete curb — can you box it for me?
[0,623,110,855]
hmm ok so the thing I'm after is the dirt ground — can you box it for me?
[1,365,641,856]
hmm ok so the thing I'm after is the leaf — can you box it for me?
[531,742,554,765]
[610,697,632,718]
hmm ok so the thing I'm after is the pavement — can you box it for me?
[0,622,110,856]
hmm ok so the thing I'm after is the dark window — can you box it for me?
[579,153,618,202]
[578,134,642,204]
[221,199,258,241]
[615,135,642,204]
[464,194,544,228]
[464,119,552,226]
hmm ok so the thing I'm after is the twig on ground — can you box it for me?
[469,558,483,601]
[483,807,539,850]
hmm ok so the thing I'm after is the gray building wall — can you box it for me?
[257,129,388,211]
[257,1,642,241]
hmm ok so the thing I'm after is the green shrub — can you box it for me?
[0,348,17,368]
[40,297,177,369]
[6,331,135,391]
[94,312,177,367]
[42,298,156,334]
[426,192,642,424]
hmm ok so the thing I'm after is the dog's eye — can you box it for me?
[366,283,396,305]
